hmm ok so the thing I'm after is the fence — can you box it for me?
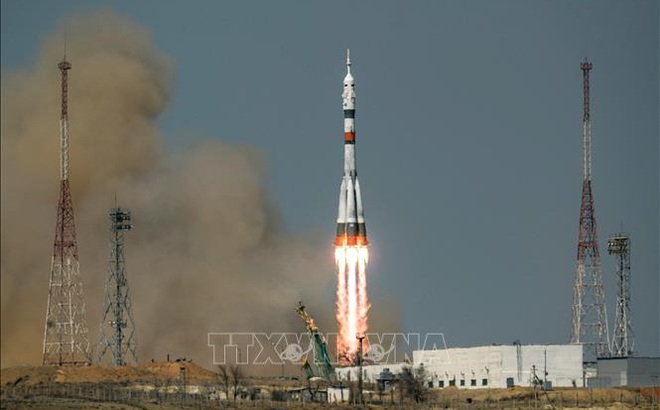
[1,382,213,408]
[1,383,657,409]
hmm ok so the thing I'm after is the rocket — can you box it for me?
[335,50,368,247]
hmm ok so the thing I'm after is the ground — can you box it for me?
[1,362,217,386]
[1,364,658,409]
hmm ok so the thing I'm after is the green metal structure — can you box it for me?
[295,301,334,380]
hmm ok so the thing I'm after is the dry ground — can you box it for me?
[1,362,217,386]
[1,364,658,409]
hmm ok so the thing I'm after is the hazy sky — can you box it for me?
[2,1,658,356]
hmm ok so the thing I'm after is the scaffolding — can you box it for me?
[98,207,138,366]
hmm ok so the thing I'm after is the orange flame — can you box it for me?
[335,244,370,364]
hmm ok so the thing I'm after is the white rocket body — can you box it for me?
[336,50,367,247]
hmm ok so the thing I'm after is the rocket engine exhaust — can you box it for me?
[334,50,370,364]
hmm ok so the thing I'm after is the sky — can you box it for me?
[2,0,658,357]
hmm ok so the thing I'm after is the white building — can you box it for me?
[415,344,583,389]
[335,344,583,389]
[594,357,660,387]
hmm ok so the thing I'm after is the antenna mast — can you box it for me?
[58,58,71,180]
[42,55,92,366]
[608,233,634,357]
[98,206,139,366]
[569,58,610,362]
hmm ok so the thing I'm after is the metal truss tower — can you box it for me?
[569,58,610,360]
[607,233,634,357]
[98,207,138,366]
[42,56,92,366]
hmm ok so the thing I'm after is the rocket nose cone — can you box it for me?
[344,50,355,84]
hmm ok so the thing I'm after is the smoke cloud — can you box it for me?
[1,11,400,369]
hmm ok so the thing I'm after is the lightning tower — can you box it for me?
[569,58,610,361]
[607,233,634,357]
[98,206,139,366]
[42,56,92,366]
[335,50,370,364]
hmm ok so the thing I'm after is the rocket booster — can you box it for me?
[335,50,368,247]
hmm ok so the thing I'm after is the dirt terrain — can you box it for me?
[1,364,658,409]
[1,362,217,386]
